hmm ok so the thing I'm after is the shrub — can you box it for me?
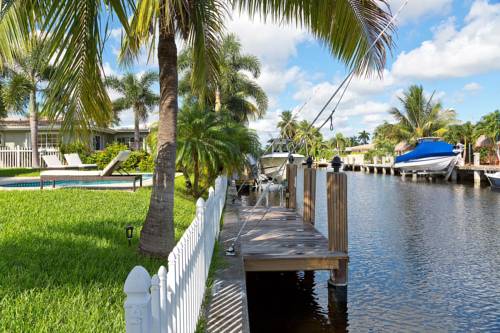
[59,142,93,163]
[88,142,154,171]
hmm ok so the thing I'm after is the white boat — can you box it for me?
[394,138,462,174]
[259,139,305,181]
[395,155,459,173]
[485,172,500,191]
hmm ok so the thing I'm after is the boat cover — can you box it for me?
[395,141,456,163]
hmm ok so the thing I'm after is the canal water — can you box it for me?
[243,172,500,332]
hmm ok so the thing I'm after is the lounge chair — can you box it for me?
[40,150,142,191]
[41,155,76,169]
[64,153,97,169]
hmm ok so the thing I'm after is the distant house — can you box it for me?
[0,118,150,151]
[345,143,374,154]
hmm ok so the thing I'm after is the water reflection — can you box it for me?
[243,173,500,332]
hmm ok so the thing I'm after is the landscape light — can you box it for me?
[125,225,134,246]
[306,156,313,168]
[331,156,342,172]
[288,153,295,164]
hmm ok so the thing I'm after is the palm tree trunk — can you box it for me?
[134,108,140,150]
[29,89,39,168]
[139,14,177,258]
[193,150,200,197]
[215,87,221,112]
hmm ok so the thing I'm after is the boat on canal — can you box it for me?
[259,139,305,181]
[394,137,463,174]
[486,172,500,190]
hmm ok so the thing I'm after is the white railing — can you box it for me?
[0,146,62,168]
[124,175,228,333]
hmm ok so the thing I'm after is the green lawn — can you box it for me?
[0,178,195,332]
[0,168,40,177]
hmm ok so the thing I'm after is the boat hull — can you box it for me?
[486,172,500,191]
[259,154,305,181]
[394,155,458,173]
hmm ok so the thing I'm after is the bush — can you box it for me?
[89,142,154,171]
[59,142,93,163]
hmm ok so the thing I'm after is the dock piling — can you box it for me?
[327,171,348,288]
[286,164,297,209]
[303,167,316,224]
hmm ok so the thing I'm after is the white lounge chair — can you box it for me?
[40,151,142,191]
[64,153,97,169]
[41,155,74,169]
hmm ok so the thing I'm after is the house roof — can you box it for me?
[345,143,374,153]
[0,118,149,134]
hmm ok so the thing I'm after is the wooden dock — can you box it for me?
[240,207,348,272]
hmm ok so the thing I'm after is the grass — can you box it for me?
[0,177,196,332]
[0,168,40,177]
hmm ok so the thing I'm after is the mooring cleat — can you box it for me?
[225,246,236,256]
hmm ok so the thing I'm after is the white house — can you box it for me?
[0,118,150,151]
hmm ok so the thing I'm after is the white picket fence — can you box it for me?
[0,146,62,168]
[124,175,228,333]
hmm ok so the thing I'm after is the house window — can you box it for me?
[93,135,102,150]
[37,133,59,148]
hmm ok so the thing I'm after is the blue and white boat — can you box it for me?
[394,138,462,174]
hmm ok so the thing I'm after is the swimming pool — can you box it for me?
[0,174,153,189]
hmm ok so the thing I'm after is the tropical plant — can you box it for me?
[0,35,55,167]
[347,136,360,147]
[179,34,267,123]
[443,121,475,163]
[329,132,348,152]
[105,71,159,150]
[0,0,394,257]
[176,103,260,197]
[358,130,370,144]
[295,120,324,158]
[372,121,401,154]
[277,110,298,141]
[474,110,500,161]
[389,85,456,143]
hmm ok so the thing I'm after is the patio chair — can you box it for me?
[64,153,97,169]
[41,155,75,169]
[40,150,142,191]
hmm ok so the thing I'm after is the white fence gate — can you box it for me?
[124,175,228,333]
[0,146,62,168]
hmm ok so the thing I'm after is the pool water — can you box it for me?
[0,174,152,188]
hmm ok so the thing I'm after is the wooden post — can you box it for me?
[327,171,348,287]
[303,168,316,224]
[286,164,297,209]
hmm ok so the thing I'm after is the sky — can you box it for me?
[102,0,500,143]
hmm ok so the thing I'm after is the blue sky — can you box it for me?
[102,0,500,142]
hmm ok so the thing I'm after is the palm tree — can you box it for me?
[0,35,54,167]
[347,136,360,147]
[277,110,298,141]
[0,0,394,258]
[179,34,268,123]
[105,72,159,150]
[358,130,370,144]
[389,85,456,143]
[176,103,260,197]
[295,120,324,158]
[330,132,347,151]
[444,121,475,163]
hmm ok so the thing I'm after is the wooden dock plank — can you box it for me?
[239,207,347,272]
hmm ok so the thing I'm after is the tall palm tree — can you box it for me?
[277,110,297,141]
[179,33,268,123]
[358,130,370,144]
[105,72,159,150]
[0,35,54,167]
[0,0,394,258]
[389,85,456,143]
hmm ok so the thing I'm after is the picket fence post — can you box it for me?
[124,266,153,333]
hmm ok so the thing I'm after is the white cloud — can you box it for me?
[226,12,311,67]
[102,62,118,77]
[256,66,304,95]
[110,28,123,41]
[392,0,500,79]
[388,0,452,24]
[463,82,481,92]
